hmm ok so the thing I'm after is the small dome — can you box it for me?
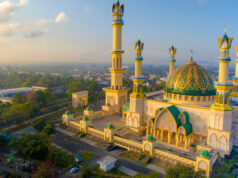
[83,116,89,121]
[107,124,114,129]
[65,111,71,115]
[165,60,216,96]
[86,107,92,111]
[147,135,154,142]
[200,150,210,159]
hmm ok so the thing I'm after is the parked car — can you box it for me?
[70,167,79,173]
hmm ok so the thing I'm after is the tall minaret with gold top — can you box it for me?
[130,39,145,98]
[231,46,238,101]
[168,46,176,75]
[208,32,234,155]
[103,0,129,114]
[211,32,233,110]
[126,39,145,129]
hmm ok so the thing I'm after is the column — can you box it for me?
[176,134,179,146]
[168,132,171,144]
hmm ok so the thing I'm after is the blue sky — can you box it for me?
[0,0,238,66]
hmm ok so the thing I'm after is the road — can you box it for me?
[54,131,152,175]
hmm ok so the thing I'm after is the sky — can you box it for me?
[0,0,238,66]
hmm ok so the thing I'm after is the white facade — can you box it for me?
[97,156,117,172]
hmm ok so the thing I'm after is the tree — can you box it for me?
[12,93,26,104]
[9,133,50,160]
[47,146,74,168]
[80,163,93,178]
[34,90,46,106]
[0,135,8,150]
[44,88,56,105]
[165,164,203,178]
[33,160,57,178]
[43,123,56,135]
[33,120,46,131]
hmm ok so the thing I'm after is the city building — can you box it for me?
[62,1,238,177]
[72,91,88,108]
[97,156,117,172]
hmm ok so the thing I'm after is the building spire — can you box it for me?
[190,50,193,62]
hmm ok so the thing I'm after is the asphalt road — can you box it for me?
[54,131,152,175]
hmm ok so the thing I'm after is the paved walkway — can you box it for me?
[147,164,165,174]
[118,165,137,176]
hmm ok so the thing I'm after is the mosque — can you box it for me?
[64,0,238,176]
[103,0,238,154]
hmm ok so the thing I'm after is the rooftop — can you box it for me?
[97,155,117,165]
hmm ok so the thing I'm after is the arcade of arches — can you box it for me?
[146,106,194,149]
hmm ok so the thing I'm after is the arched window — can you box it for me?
[191,97,194,101]
[209,134,217,148]
[219,136,227,152]
[197,97,200,101]
[185,96,188,101]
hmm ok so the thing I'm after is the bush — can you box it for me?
[143,155,151,164]
[58,122,67,129]
[165,163,203,178]
[82,151,94,161]
[33,120,46,131]
[47,146,74,168]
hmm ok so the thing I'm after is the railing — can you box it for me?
[93,111,103,118]
[70,121,81,129]
[114,136,143,152]
[88,127,104,139]
[154,149,196,167]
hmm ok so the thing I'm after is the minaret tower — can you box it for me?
[130,39,145,98]
[208,32,233,156]
[103,0,129,114]
[212,32,233,110]
[126,39,145,129]
[231,46,238,102]
[168,46,176,75]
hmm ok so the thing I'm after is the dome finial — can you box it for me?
[190,50,193,62]
[224,26,227,35]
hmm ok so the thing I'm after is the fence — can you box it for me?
[88,127,104,139]
[154,149,196,167]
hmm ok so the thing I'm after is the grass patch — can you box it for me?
[82,150,94,161]
[212,150,238,178]
[119,150,143,161]
[58,122,67,129]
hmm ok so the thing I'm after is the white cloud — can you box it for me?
[83,6,90,15]
[0,23,19,36]
[18,0,28,7]
[35,19,51,26]
[55,12,68,24]
[0,0,28,22]
[25,29,47,38]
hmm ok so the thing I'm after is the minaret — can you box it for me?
[208,32,233,155]
[231,46,238,100]
[103,0,129,114]
[168,46,176,75]
[110,0,124,90]
[126,39,145,129]
[131,39,145,99]
[212,32,233,110]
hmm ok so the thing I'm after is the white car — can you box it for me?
[70,167,79,173]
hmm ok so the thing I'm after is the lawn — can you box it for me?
[81,150,95,161]
[119,150,144,161]
[212,150,238,178]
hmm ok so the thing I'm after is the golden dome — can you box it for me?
[165,60,216,96]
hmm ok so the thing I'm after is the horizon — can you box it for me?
[0,0,237,66]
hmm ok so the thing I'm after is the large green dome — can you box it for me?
[165,60,216,96]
